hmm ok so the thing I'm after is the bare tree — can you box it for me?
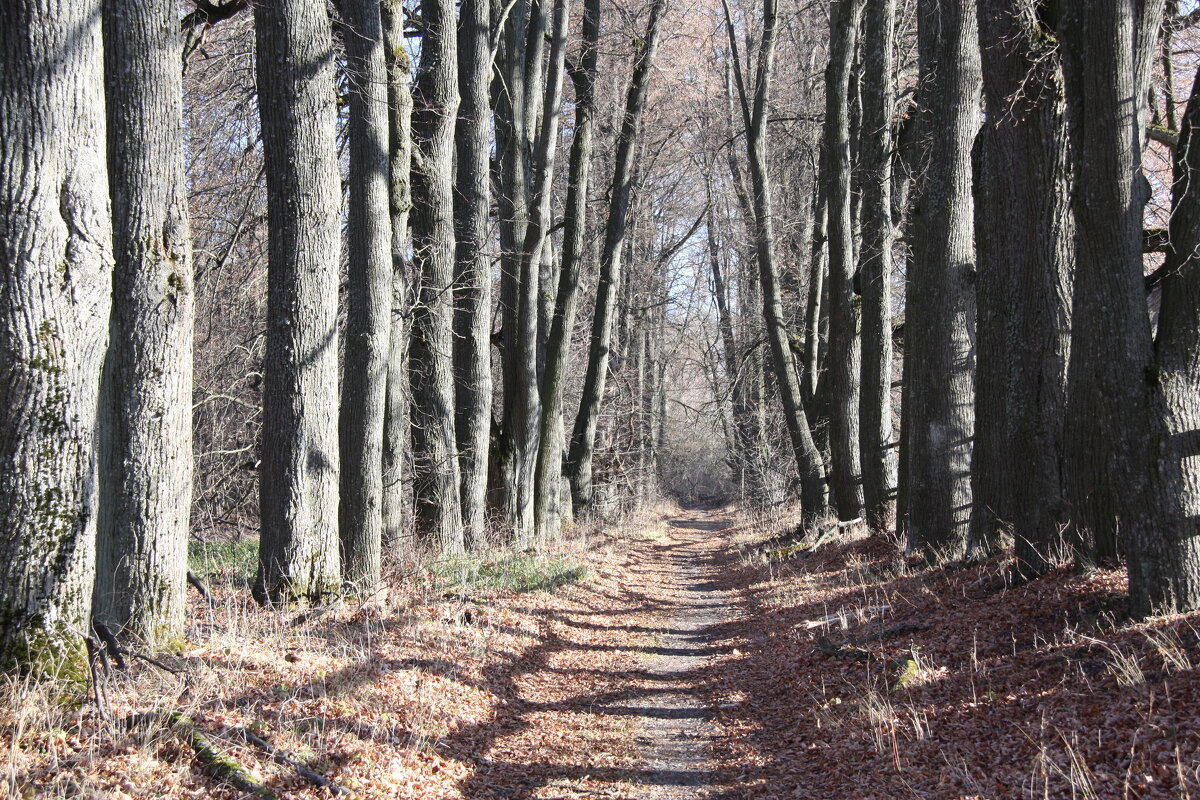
[410,0,465,553]
[534,0,601,540]
[454,0,493,550]
[858,0,898,533]
[339,0,394,592]
[724,0,829,522]
[382,0,414,550]
[253,0,343,604]
[822,0,866,522]
[568,0,668,513]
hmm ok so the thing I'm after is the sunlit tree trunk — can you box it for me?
[724,0,829,522]
[534,0,601,540]
[1153,63,1200,613]
[410,0,464,553]
[339,0,393,592]
[454,0,493,550]
[382,0,414,551]
[95,0,193,647]
[253,0,342,605]
[0,0,111,675]
[1057,3,1161,592]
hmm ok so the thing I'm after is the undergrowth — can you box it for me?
[431,553,588,596]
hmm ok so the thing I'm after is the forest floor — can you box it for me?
[5,509,1200,799]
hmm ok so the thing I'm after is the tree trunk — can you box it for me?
[512,0,571,545]
[454,0,493,550]
[969,0,1072,575]
[95,0,193,647]
[1152,62,1200,613]
[724,0,829,522]
[410,0,464,554]
[1057,3,1162,587]
[567,0,667,514]
[823,0,866,522]
[534,0,601,541]
[0,0,111,675]
[253,0,343,605]
[902,0,980,562]
[338,0,393,593]
[858,0,898,533]
[382,0,414,552]
[494,0,532,535]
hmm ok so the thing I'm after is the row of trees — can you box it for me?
[4,0,1200,677]
[0,0,688,676]
[714,0,1200,619]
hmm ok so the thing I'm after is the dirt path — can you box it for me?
[465,510,738,799]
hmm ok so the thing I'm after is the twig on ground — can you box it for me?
[238,727,350,795]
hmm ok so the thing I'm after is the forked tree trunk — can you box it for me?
[858,0,898,533]
[95,0,193,647]
[410,0,465,554]
[253,0,343,605]
[724,0,829,522]
[339,0,394,593]
[0,0,111,675]
[567,0,667,514]
[454,0,493,550]
[514,0,571,545]
[822,0,866,522]
[382,0,414,551]
[902,0,980,561]
[534,0,601,541]
[969,0,1072,575]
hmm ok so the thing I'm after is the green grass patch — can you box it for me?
[188,537,258,584]
[432,553,588,596]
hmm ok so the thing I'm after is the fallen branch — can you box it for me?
[125,712,278,800]
[187,570,216,607]
[801,605,893,630]
[239,727,350,795]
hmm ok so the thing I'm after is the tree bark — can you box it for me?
[902,0,980,561]
[454,0,494,550]
[410,0,465,553]
[1152,61,1200,613]
[724,0,829,522]
[0,0,111,675]
[338,0,394,593]
[823,0,867,522]
[508,0,570,545]
[567,0,667,514]
[1057,3,1162,587]
[858,0,899,533]
[253,0,343,605]
[382,0,414,552]
[534,0,601,541]
[94,0,193,647]
[969,0,1072,575]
